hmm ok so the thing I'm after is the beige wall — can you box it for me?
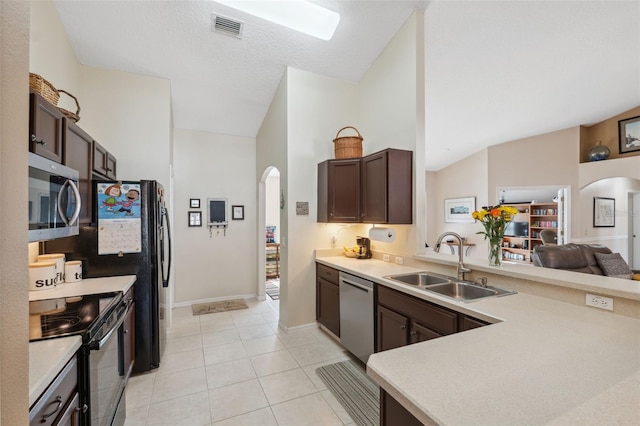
[172,129,257,304]
[1,1,30,422]
[580,106,640,162]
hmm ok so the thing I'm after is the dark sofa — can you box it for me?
[532,243,622,275]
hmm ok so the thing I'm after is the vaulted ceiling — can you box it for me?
[54,1,640,170]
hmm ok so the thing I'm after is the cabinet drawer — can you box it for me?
[30,355,78,426]
[378,285,457,336]
[316,263,339,284]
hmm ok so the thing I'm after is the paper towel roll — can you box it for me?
[369,227,396,242]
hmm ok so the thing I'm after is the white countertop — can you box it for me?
[29,336,82,407]
[29,275,136,407]
[316,254,640,425]
[29,275,136,301]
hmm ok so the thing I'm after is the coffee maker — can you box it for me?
[356,236,372,259]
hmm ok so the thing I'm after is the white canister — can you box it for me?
[37,253,66,283]
[65,260,83,283]
[29,261,58,291]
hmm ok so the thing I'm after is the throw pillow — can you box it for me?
[594,252,633,279]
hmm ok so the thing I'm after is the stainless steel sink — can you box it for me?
[384,271,516,302]
[424,282,499,299]
[384,272,450,286]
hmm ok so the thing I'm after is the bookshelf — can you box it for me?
[502,203,558,264]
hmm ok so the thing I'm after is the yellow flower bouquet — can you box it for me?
[472,205,519,266]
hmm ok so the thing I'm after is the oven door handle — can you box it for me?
[90,308,128,350]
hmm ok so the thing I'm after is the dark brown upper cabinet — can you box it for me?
[92,140,117,180]
[361,148,412,224]
[317,158,361,222]
[317,148,412,224]
[63,119,94,224]
[29,92,64,163]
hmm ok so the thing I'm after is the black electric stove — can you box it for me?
[29,292,124,343]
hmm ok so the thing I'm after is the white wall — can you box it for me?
[172,129,257,304]
[1,1,30,421]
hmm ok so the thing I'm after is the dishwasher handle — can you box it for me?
[340,278,372,293]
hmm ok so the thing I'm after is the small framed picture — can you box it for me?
[232,205,244,220]
[188,211,202,227]
[190,198,200,208]
[593,197,615,227]
[444,197,476,223]
[619,115,640,154]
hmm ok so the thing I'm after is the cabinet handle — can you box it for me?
[82,404,88,413]
[410,330,417,337]
[41,395,63,421]
[31,134,46,146]
[400,325,407,330]
[124,328,129,334]
[107,168,112,172]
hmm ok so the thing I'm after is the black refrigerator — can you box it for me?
[45,180,171,374]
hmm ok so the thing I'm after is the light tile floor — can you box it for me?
[124,298,357,425]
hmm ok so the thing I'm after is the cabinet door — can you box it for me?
[121,302,136,379]
[380,389,423,426]
[29,92,64,163]
[92,140,109,177]
[362,149,412,224]
[106,152,117,179]
[377,305,409,352]
[459,315,488,331]
[361,150,387,223]
[317,278,340,337]
[317,159,360,222]
[410,321,442,344]
[63,120,93,224]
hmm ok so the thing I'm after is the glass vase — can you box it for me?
[488,240,503,266]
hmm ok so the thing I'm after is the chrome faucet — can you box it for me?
[433,232,471,281]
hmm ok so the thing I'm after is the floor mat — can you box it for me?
[192,299,248,315]
[266,280,280,300]
[316,359,380,426]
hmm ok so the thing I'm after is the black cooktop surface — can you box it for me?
[29,292,122,342]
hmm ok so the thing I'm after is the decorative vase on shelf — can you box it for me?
[472,205,519,267]
[588,140,610,161]
[488,239,503,267]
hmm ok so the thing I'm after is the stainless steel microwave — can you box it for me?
[28,153,81,242]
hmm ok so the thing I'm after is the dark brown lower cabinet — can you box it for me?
[381,389,423,426]
[29,354,80,426]
[316,263,340,337]
[377,285,457,352]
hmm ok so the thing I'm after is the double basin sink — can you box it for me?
[384,271,516,302]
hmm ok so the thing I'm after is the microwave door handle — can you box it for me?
[57,179,82,226]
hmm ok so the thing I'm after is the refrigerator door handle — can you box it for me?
[161,205,172,288]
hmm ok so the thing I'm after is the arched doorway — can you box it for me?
[258,167,280,310]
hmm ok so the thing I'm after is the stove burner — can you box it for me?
[41,315,82,336]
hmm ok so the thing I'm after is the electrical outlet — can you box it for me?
[383,254,390,262]
[586,294,613,311]
[395,256,404,265]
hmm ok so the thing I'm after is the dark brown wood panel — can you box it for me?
[121,301,136,379]
[316,263,340,284]
[106,152,117,180]
[380,389,423,426]
[92,140,109,177]
[459,314,490,331]
[385,148,413,224]
[317,277,340,337]
[63,119,93,224]
[377,305,409,352]
[29,92,64,163]
[361,150,388,222]
[410,321,442,343]
[317,159,360,222]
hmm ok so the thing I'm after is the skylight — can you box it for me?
[214,0,340,41]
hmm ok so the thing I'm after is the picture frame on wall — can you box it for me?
[593,197,615,227]
[618,115,640,154]
[444,197,476,223]
[188,211,202,227]
[232,205,244,220]
[190,198,200,208]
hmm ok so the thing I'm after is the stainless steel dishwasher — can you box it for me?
[339,271,374,363]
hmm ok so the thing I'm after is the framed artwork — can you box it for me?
[593,197,615,227]
[190,198,200,208]
[232,205,244,220]
[444,197,476,223]
[188,211,202,227]
[618,115,640,154]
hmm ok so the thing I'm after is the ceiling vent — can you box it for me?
[212,14,244,39]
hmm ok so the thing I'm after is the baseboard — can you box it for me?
[173,293,257,308]
[277,320,318,334]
